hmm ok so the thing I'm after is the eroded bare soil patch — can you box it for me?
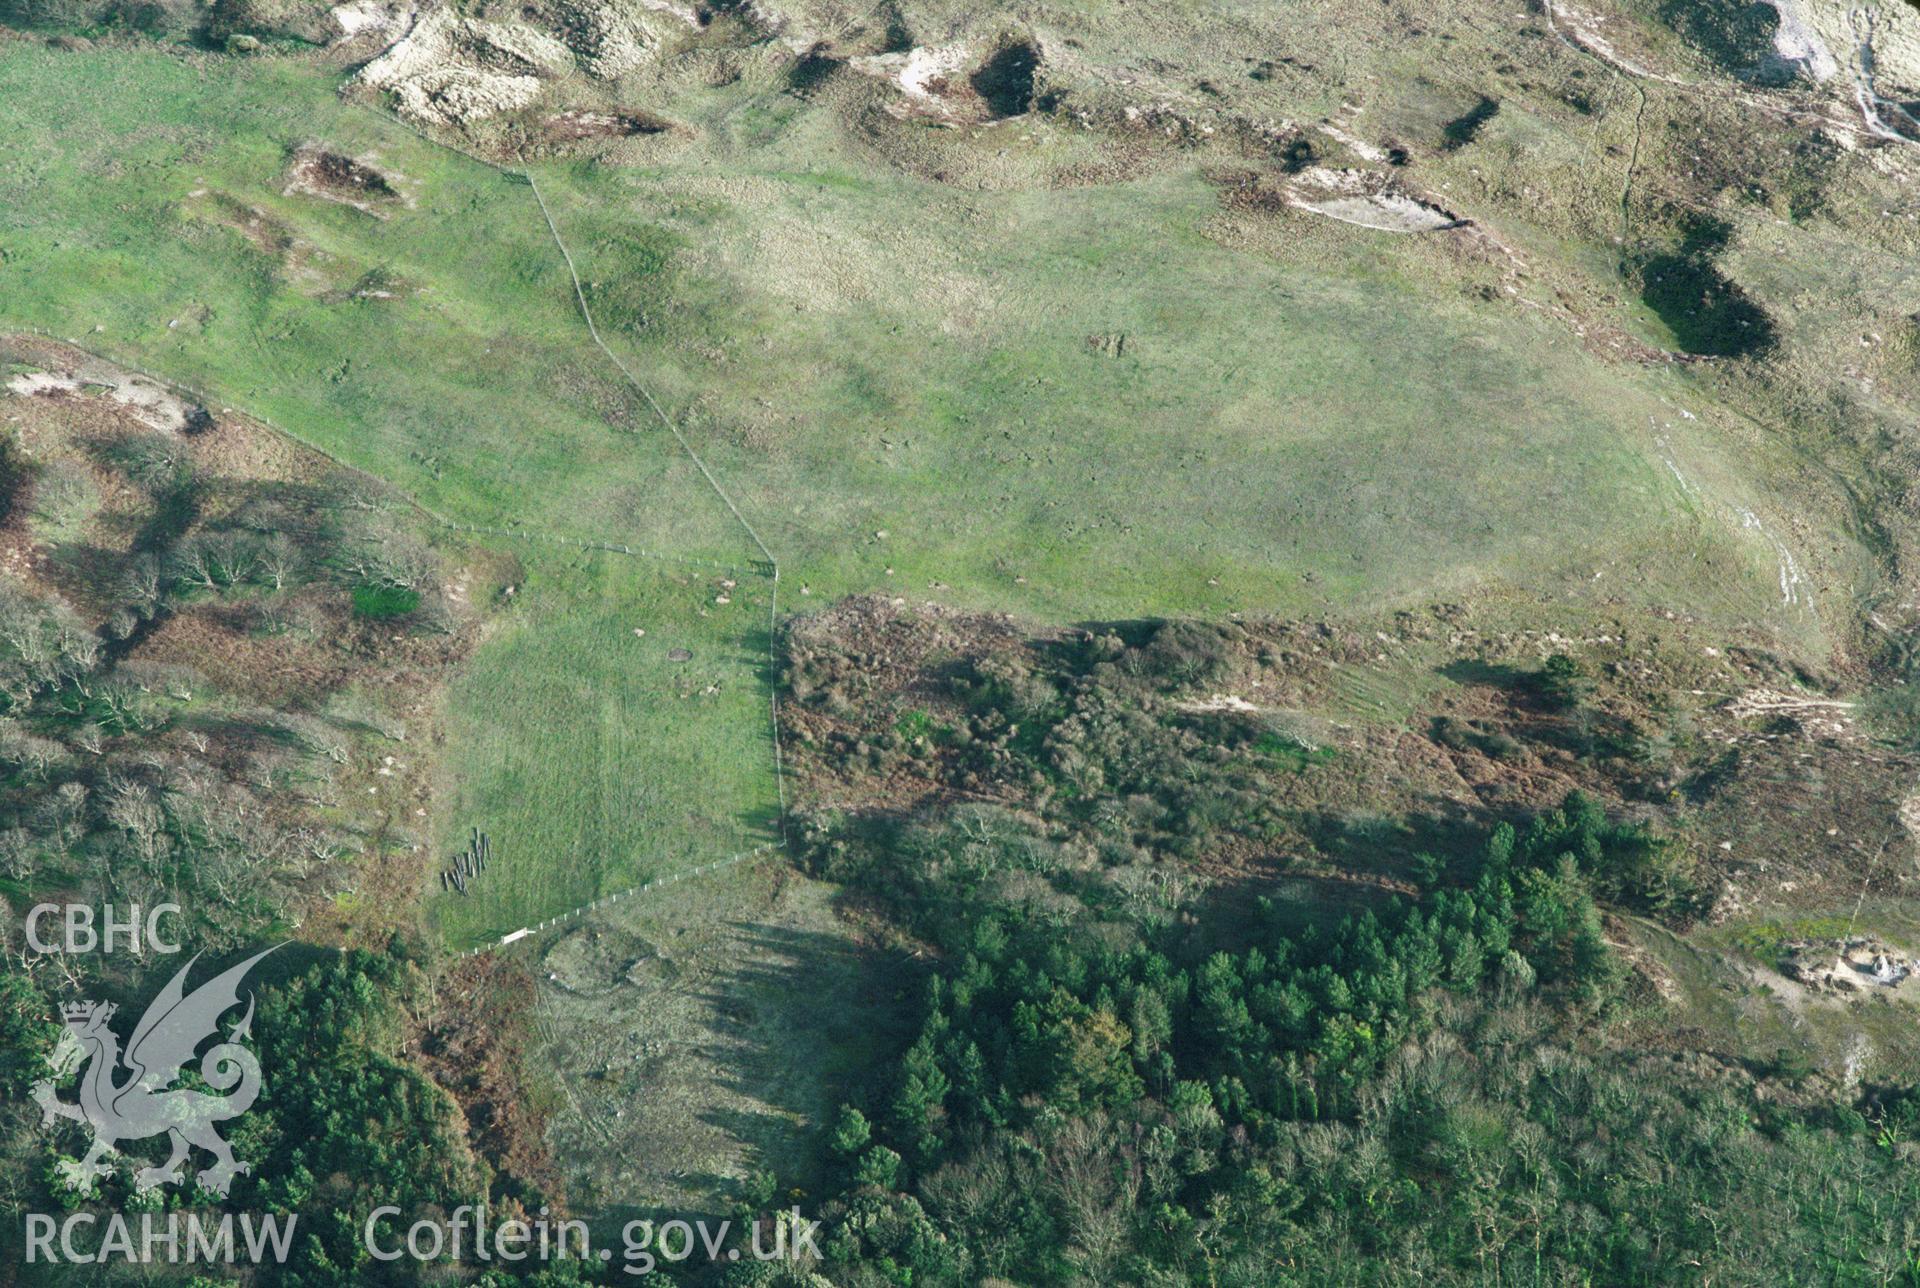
[543,107,679,141]
[284,144,408,216]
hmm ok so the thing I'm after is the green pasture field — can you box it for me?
[534,123,1818,637]
[0,42,1822,634]
[0,35,1837,958]
[427,546,779,949]
[0,45,782,949]
[0,45,750,560]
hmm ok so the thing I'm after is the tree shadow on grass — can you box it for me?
[687,918,915,1197]
[1437,657,1531,690]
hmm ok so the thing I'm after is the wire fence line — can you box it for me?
[768,579,790,846]
[352,105,784,567]
[518,168,780,574]
[3,326,746,575]
[437,518,743,574]
[4,104,800,951]
[6,323,451,518]
[349,106,784,568]
[449,841,782,959]
[510,157,793,857]
[334,107,796,841]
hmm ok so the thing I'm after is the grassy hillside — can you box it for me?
[0,46,749,558]
[427,547,778,948]
[533,122,1826,638]
[0,43,1821,640]
[9,0,1920,1270]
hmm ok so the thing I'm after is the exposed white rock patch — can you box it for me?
[5,372,81,398]
[635,0,701,29]
[850,44,973,118]
[1287,168,1463,233]
[329,0,410,42]
[353,10,573,126]
[6,365,204,433]
[1763,0,1837,80]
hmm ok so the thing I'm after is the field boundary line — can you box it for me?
[343,104,784,566]
[360,107,795,852]
[518,167,779,571]
[10,99,808,951]
[1,328,742,572]
[452,841,781,958]
[510,159,791,849]
[2,323,794,933]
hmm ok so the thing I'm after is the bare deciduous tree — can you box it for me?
[258,532,301,591]
[0,828,38,880]
[120,552,163,616]
[204,531,261,586]
[104,776,169,869]
[168,537,221,591]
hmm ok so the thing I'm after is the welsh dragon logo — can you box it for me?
[32,947,277,1196]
